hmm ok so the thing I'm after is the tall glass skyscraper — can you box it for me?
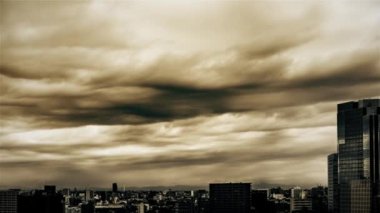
[328,153,339,213]
[328,99,379,213]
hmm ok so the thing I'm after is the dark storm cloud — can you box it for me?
[1,0,380,187]
[1,1,378,128]
[2,46,378,128]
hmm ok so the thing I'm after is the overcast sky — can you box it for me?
[0,0,379,189]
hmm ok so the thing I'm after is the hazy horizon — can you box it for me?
[0,182,322,191]
[1,1,380,188]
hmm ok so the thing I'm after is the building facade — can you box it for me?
[329,99,380,213]
[17,185,64,213]
[290,187,312,212]
[0,190,18,213]
[328,153,339,213]
[112,183,118,193]
[209,183,251,213]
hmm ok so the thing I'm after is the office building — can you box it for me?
[328,99,380,213]
[194,190,209,213]
[81,201,95,213]
[209,183,251,213]
[311,186,328,213]
[0,190,18,213]
[17,185,64,213]
[290,187,312,212]
[138,202,145,213]
[85,190,93,201]
[251,189,270,213]
[112,183,118,193]
[44,185,56,195]
[174,200,194,213]
[328,153,339,213]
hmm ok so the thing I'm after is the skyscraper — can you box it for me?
[112,183,118,193]
[328,153,339,213]
[209,183,251,213]
[329,99,379,213]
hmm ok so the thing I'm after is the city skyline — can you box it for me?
[1,1,380,188]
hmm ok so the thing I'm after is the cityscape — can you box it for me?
[1,99,379,212]
[1,1,380,213]
[1,183,328,213]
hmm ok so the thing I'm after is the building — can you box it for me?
[291,200,312,213]
[290,187,312,212]
[328,153,339,213]
[17,185,64,213]
[251,189,270,213]
[209,183,251,213]
[328,99,380,213]
[194,190,209,213]
[350,180,371,212]
[85,190,93,201]
[112,183,118,193]
[66,206,81,213]
[0,190,18,213]
[81,201,95,213]
[311,186,328,213]
[137,202,145,213]
[174,200,194,213]
[95,205,125,213]
[44,185,56,195]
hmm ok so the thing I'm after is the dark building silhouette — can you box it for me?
[194,190,209,213]
[0,190,19,213]
[329,99,380,213]
[209,183,251,213]
[174,200,194,213]
[328,153,339,213]
[44,185,56,195]
[81,201,95,213]
[17,185,64,213]
[251,189,270,213]
[98,191,107,201]
[311,186,328,213]
[113,183,118,193]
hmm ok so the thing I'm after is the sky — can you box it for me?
[0,0,379,189]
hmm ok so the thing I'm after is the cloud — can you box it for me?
[0,0,379,187]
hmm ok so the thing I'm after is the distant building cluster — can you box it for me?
[328,99,380,213]
[0,183,328,213]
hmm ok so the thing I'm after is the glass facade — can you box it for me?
[332,99,380,213]
[351,179,371,213]
[328,153,339,213]
[0,190,18,213]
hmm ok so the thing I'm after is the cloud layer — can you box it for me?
[1,1,379,188]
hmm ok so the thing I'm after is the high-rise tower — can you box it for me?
[328,153,339,213]
[329,99,379,213]
[112,183,118,193]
